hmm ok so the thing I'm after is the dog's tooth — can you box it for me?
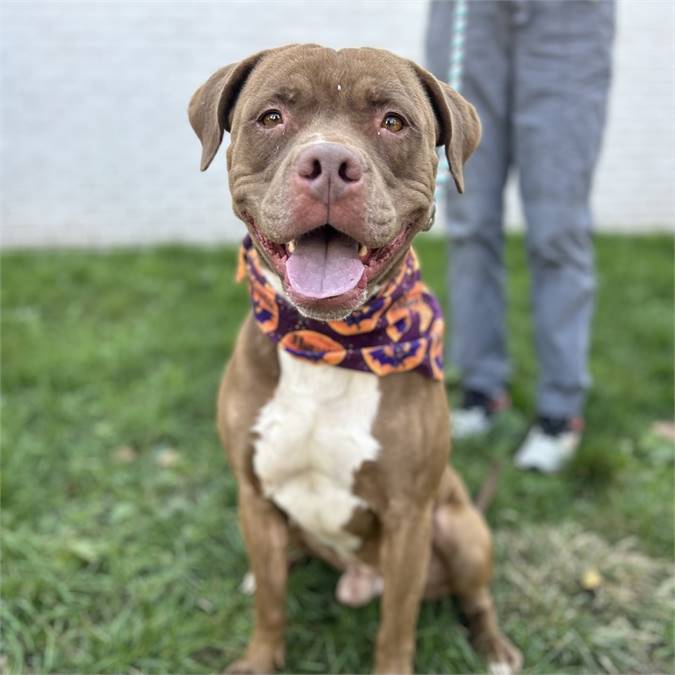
[358,244,368,258]
[287,240,296,254]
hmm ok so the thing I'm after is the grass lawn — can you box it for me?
[2,234,673,674]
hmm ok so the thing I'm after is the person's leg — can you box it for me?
[513,0,615,469]
[434,1,514,411]
[424,0,455,82]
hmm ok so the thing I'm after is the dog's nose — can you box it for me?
[295,142,364,202]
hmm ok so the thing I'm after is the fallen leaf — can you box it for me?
[650,421,675,443]
[581,567,603,591]
[112,446,137,463]
[66,539,100,564]
[156,447,180,468]
[196,597,214,613]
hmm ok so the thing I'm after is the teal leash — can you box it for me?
[435,0,468,191]
[436,1,468,383]
[448,0,467,91]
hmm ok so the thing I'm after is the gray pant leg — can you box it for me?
[424,0,454,81]
[427,1,513,398]
[514,0,616,418]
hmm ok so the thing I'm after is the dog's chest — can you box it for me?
[253,350,381,557]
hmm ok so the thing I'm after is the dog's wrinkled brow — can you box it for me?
[269,85,304,106]
[342,77,415,115]
[246,75,311,115]
[363,84,407,108]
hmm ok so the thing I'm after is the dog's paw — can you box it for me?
[335,565,383,607]
[373,657,413,674]
[486,634,523,675]
[489,662,514,675]
[225,642,284,675]
[239,571,256,595]
[225,658,260,674]
[225,657,277,675]
[225,655,276,674]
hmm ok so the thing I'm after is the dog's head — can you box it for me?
[189,45,480,320]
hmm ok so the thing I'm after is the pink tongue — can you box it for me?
[285,228,364,299]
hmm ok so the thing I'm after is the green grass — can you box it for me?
[2,234,673,674]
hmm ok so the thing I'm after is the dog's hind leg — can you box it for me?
[430,469,523,673]
[457,587,522,675]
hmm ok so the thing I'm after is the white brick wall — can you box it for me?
[1,1,673,248]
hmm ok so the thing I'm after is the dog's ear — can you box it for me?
[411,64,481,193]
[188,50,269,171]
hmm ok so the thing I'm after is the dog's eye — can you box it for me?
[258,110,284,128]
[381,113,405,133]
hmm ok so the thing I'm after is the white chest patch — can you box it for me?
[253,349,381,557]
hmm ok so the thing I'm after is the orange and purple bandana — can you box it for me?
[237,236,444,380]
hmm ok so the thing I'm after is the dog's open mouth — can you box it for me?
[246,218,413,314]
[286,225,366,300]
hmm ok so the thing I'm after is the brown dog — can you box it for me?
[189,44,521,674]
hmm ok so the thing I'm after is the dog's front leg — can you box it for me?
[227,481,288,674]
[374,500,434,675]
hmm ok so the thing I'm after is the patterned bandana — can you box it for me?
[236,235,445,380]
